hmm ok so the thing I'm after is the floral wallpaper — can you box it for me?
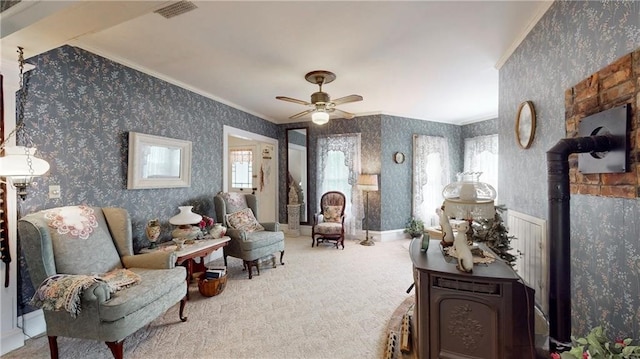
[380,115,463,230]
[16,45,279,314]
[279,114,474,232]
[499,0,640,339]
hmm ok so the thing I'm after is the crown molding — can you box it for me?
[495,1,554,70]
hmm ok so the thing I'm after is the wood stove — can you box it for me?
[410,238,535,359]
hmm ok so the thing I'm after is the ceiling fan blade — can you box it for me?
[331,94,363,106]
[333,108,356,119]
[276,96,312,106]
[289,109,315,119]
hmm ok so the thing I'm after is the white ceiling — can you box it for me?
[1,1,553,125]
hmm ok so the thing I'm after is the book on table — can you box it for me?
[205,266,226,279]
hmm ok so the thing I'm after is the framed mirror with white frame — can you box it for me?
[127,132,192,189]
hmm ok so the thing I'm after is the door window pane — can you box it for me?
[231,149,253,189]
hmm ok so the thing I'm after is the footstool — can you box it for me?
[243,254,276,279]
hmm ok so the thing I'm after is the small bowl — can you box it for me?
[173,238,186,250]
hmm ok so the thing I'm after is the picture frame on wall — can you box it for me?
[127,132,192,189]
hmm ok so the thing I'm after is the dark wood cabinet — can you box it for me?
[410,238,535,359]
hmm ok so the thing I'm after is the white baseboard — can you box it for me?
[20,309,46,339]
[1,327,24,356]
[2,309,45,355]
[357,229,407,242]
[377,229,408,242]
[282,224,312,237]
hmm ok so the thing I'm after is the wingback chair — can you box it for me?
[214,192,285,279]
[18,206,187,359]
[312,191,346,249]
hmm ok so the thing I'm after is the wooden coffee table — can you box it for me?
[143,236,230,299]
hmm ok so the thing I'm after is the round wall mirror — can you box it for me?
[515,101,536,149]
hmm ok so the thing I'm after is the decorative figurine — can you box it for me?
[454,222,474,273]
[145,219,161,249]
[289,185,298,205]
[438,205,454,247]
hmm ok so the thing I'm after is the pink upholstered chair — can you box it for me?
[311,191,346,249]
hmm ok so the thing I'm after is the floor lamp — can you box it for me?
[358,174,378,246]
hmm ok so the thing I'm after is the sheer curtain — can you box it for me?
[316,134,363,238]
[412,135,450,227]
[463,134,499,202]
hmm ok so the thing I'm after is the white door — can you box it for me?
[224,127,278,223]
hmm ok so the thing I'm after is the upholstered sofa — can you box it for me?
[214,193,285,279]
[18,206,187,359]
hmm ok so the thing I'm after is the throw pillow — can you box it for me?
[219,192,248,214]
[226,208,265,232]
[323,205,342,223]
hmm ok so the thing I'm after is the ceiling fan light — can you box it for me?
[312,111,330,125]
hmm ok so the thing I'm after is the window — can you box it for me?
[412,135,450,227]
[463,134,499,202]
[230,148,253,189]
[322,151,352,204]
[316,134,363,237]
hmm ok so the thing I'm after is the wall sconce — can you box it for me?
[0,47,50,200]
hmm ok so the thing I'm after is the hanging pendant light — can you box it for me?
[0,47,50,200]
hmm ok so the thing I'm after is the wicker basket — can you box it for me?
[198,274,227,297]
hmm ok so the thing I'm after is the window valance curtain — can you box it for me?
[463,134,499,201]
[316,134,363,237]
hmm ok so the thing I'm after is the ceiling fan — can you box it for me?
[276,70,363,124]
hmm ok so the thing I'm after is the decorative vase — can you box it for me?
[209,223,227,239]
[145,218,161,249]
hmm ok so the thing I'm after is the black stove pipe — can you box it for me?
[546,135,616,351]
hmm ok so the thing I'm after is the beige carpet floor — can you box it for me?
[4,236,415,359]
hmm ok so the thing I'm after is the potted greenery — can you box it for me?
[551,326,640,359]
[471,205,518,266]
[404,217,425,238]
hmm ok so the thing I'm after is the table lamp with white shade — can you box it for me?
[441,172,497,272]
[169,206,202,248]
[442,172,496,221]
